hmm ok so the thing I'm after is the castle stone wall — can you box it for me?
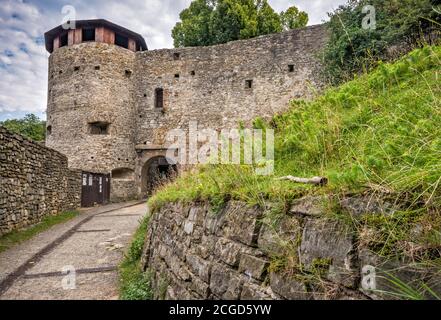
[0,127,81,236]
[46,24,328,201]
[142,199,441,300]
[46,42,137,175]
[134,25,328,147]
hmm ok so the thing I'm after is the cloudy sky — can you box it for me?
[0,0,347,121]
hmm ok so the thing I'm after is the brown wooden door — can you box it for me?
[81,172,111,207]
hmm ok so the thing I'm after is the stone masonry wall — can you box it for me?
[0,127,81,236]
[142,198,441,300]
[45,24,328,201]
[46,42,137,175]
[135,24,328,147]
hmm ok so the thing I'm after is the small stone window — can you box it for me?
[190,70,195,76]
[89,121,110,135]
[82,28,96,42]
[155,88,164,109]
[59,33,68,48]
[288,64,294,72]
[125,70,132,78]
[173,53,180,60]
[74,66,80,71]
[95,66,100,70]
[174,73,180,79]
[245,80,253,89]
[46,126,52,135]
[59,70,63,75]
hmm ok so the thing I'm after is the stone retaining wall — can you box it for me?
[0,126,81,236]
[142,197,441,300]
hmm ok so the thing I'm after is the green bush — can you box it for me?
[323,0,440,84]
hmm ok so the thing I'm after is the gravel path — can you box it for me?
[0,201,147,300]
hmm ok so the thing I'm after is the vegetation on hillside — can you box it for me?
[119,215,154,300]
[148,45,441,261]
[0,114,46,142]
[323,0,441,84]
[172,0,308,47]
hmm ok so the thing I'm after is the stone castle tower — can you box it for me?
[44,19,327,203]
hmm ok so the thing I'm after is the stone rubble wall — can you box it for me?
[0,126,81,236]
[142,197,441,300]
[45,24,328,201]
[135,25,328,147]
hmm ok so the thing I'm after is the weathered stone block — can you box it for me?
[240,282,276,300]
[258,216,301,256]
[299,218,358,288]
[186,254,212,283]
[210,263,235,297]
[269,272,312,300]
[215,238,246,267]
[340,195,397,217]
[188,273,211,298]
[216,201,263,246]
[238,254,269,281]
[210,263,243,300]
[289,196,327,217]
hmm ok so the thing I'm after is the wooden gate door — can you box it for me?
[81,172,111,207]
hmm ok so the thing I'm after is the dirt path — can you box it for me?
[0,201,147,300]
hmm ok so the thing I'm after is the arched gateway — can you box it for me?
[140,156,177,197]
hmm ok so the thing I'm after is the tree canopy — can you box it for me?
[0,114,46,142]
[172,0,308,47]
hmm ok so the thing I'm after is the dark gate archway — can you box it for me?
[141,156,177,197]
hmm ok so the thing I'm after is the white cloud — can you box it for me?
[0,0,348,120]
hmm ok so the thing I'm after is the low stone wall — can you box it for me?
[142,197,441,300]
[0,126,81,236]
[110,179,137,202]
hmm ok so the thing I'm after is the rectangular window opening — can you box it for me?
[89,121,110,135]
[245,80,253,89]
[288,65,295,72]
[173,53,180,60]
[155,88,164,109]
[82,28,96,42]
[115,33,129,49]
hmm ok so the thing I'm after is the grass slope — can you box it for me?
[149,45,441,214]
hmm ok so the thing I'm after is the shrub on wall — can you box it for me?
[323,0,440,84]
